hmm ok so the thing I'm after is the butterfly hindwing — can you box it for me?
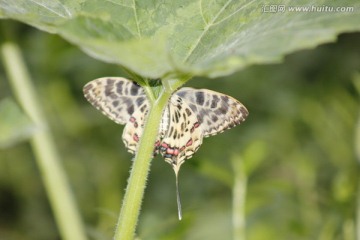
[159,94,203,174]
[121,105,148,154]
[175,88,249,137]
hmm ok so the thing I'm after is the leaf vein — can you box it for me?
[213,0,256,26]
[132,0,141,38]
[182,0,234,63]
[104,0,132,8]
[29,0,71,18]
[199,0,207,25]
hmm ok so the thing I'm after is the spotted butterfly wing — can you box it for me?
[176,88,249,137]
[83,77,151,154]
[159,94,203,175]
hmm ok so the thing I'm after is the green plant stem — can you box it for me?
[114,87,172,240]
[1,42,87,240]
[357,176,360,240]
[231,155,247,240]
[356,103,360,240]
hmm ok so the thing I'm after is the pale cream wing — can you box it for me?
[159,94,203,174]
[175,87,248,137]
[83,77,149,124]
[83,77,150,154]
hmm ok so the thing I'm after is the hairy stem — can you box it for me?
[1,42,87,240]
[114,87,172,240]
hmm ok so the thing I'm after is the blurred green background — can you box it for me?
[0,21,359,240]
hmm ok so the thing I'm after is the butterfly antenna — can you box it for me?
[174,168,183,220]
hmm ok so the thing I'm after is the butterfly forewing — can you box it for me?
[175,88,248,137]
[83,77,149,125]
[83,77,151,154]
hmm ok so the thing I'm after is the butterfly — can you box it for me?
[83,77,248,219]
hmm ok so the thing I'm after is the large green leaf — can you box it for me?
[1,0,359,79]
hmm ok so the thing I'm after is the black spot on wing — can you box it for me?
[220,95,229,104]
[112,100,119,107]
[240,107,249,117]
[130,83,140,96]
[140,104,147,113]
[175,109,181,123]
[176,91,186,98]
[116,81,124,94]
[105,83,113,96]
[109,93,118,99]
[211,95,220,108]
[127,105,134,115]
[83,83,93,94]
[188,103,197,113]
[217,100,229,114]
[197,109,207,123]
[215,107,228,115]
[107,78,115,85]
[211,115,218,122]
[168,126,174,136]
[185,108,192,116]
[174,112,179,123]
[195,91,205,105]
[136,97,145,106]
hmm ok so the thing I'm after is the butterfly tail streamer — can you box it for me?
[175,171,183,220]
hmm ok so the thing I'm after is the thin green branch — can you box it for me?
[231,154,247,240]
[163,75,192,93]
[114,85,172,240]
[354,74,360,240]
[356,104,360,240]
[357,176,360,240]
[142,81,156,102]
[1,42,87,240]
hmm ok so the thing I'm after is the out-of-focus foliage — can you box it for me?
[0,0,359,78]
[0,98,36,149]
[0,21,359,240]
